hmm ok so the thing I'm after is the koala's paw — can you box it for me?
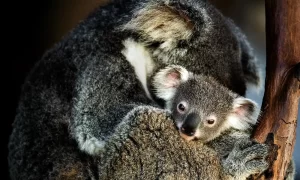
[76,132,105,155]
[223,139,269,179]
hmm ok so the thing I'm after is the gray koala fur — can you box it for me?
[9,106,267,179]
[8,0,294,179]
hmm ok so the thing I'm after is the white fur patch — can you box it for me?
[153,65,190,101]
[76,133,105,155]
[122,38,155,100]
[226,115,250,130]
[226,97,259,130]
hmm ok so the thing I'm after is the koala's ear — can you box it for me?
[121,3,194,49]
[153,65,190,101]
[227,97,260,130]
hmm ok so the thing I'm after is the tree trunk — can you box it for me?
[251,0,300,179]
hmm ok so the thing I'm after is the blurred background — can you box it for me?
[7,0,299,179]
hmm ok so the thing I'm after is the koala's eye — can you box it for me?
[206,119,215,125]
[177,102,187,113]
[205,115,217,126]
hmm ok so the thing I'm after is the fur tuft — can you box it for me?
[152,65,190,101]
[122,38,155,100]
[227,97,260,130]
[122,3,193,49]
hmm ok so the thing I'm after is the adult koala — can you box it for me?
[8,0,278,179]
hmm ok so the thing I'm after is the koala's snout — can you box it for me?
[180,112,200,137]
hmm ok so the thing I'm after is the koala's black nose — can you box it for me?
[180,127,195,136]
[181,113,200,136]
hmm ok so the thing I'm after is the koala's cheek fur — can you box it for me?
[193,128,219,143]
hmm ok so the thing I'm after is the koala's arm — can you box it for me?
[207,130,270,180]
[71,107,270,180]
[13,103,272,179]
[87,107,233,180]
[70,56,154,155]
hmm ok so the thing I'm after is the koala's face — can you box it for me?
[152,65,259,142]
[170,77,235,142]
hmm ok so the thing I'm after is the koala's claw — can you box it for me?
[245,159,269,175]
[76,133,105,155]
[223,140,270,179]
[233,139,253,150]
[242,144,269,161]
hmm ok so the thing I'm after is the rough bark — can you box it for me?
[251,0,300,179]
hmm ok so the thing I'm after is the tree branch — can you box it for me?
[250,0,300,179]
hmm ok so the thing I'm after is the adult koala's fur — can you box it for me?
[8,0,274,179]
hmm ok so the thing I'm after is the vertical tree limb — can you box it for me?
[251,0,300,179]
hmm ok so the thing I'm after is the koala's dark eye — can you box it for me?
[178,104,185,111]
[177,102,187,113]
[206,119,215,125]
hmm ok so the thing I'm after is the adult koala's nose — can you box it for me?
[180,112,200,137]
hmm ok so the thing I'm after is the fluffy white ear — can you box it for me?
[227,97,260,130]
[152,65,190,101]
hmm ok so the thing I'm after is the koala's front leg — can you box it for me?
[222,139,270,180]
[70,56,156,156]
[72,103,167,156]
[72,114,107,156]
[71,102,140,156]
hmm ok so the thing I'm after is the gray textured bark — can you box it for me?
[251,0,300,179]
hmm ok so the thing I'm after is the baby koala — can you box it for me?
[151,65,259,142]
[123,39,260,142]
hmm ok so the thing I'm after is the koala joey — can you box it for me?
[124,37,269,180]
[124,39,269,180]
[124,40,259,142]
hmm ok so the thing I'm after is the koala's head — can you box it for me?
[122,0,239,68]
[152,65,260,142]
[122,0,260,95]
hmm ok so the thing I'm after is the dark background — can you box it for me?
[7,0,299,179]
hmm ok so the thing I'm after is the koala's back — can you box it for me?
[8,1,147,179]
